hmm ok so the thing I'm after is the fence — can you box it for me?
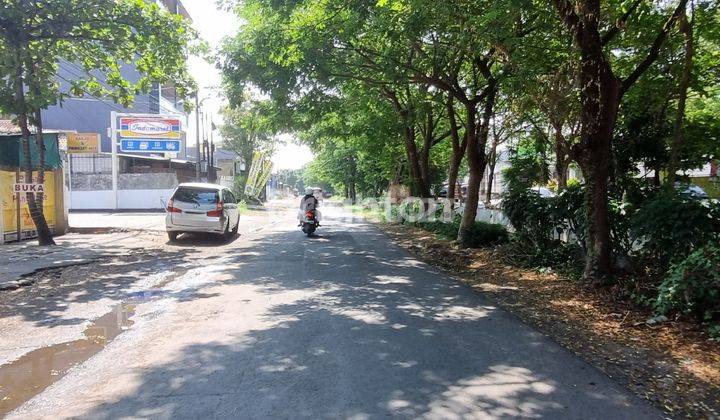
[69,154,112,174]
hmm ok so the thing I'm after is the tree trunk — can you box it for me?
[577,50,620,283]
[485,135,500,204]
[15,58,55,245]
[555,0,689,282]
[667,9,694,185]
[485,159,496,204]
[417,111,433,199]
[553,125,569,190]
[447,153,462,204]
[30,110,55,245]
[446,95,464,208]
[458,85,496,246]
[240,147,254,198]
[403,122,426,198]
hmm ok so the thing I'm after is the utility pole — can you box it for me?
[200,110,206,179]
[210,117,215,182]
[194,93,200,180]
[110,111,118,209]
[203,112,209,179]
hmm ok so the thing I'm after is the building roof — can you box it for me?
[177,182,226,190]
[100,152,220,169]
[0,119,68,136]
[157,0,193,22]
[0,119,26,135]
[185,147,242,162]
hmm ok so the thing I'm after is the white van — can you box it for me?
[165,183,241,241]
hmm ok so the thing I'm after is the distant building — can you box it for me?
[186,147,244,188]
[43,0,192,154]
[41,0,196,211]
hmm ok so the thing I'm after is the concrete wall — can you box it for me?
[70,173,178,210]
[71,173,178,191]
[70,189,174,210]
[118,189,174,209]
[70,190,114,210]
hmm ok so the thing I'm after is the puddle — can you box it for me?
[0,304,135,415]
[125,289,168,302]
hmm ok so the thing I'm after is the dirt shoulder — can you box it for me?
[379,222,720,419]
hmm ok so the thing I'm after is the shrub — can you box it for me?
[552,183,586,249]
[631,190,719,273]
[411,217,508,248]
[655,244,720,328]
[500,238,584,275]
[464,221,509,247]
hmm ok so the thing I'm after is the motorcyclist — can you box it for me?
[298,188,321,225]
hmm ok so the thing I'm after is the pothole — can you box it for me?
[0,304,135,415]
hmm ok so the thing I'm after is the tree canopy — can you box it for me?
[220,0,720,281]
[0,0,198,244]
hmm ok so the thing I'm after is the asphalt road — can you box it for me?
[8,204,660,419]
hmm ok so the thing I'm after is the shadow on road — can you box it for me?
[72,220,657,419]
[0,244,221,329]
[166,232,242,248]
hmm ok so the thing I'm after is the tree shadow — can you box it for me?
[0,245,225,329]
[64,222,659,419]
[166,232,242,248]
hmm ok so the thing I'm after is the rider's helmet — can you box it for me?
[305,188,314,196]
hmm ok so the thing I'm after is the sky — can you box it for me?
[181,0,313,171]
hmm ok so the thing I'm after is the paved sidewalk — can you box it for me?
[69,212,166,232]
[68,208,278,233]
[2,206,283,290]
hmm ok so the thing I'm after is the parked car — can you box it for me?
[165,183,241,241]
[674,182,709,199]
[530,186,556,198]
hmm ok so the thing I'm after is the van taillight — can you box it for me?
[167,199,181,213]
[207,202,223,217]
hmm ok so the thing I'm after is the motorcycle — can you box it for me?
[301,209,319,236]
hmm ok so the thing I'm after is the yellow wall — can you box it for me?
[1,170,56,240]
[0,171,15,237]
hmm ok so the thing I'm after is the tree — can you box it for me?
[485,107,521,204]
[296,84,400,199]
[552,0,689,282]
[0,0,196,245]
[516,63,580,191]
[445,94,466,207]
[220,0,543,244]
[220,99,278,199]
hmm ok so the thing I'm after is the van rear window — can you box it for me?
[173,187,219,204]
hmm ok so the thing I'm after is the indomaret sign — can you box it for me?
[118,117,183,153]
[110,112,186,209]
[119,117,182,139]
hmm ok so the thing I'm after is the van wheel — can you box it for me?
[168,232,179,242]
